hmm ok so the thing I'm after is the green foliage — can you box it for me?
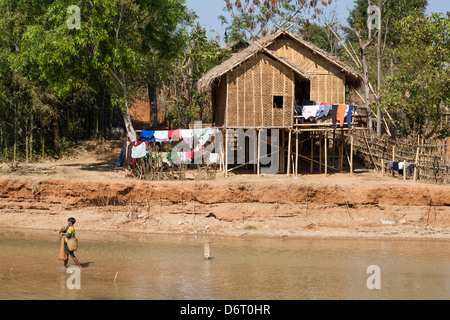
[382,13,449,137]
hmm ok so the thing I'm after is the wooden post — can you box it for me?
[332,130,336,168]
[310,133,314,173]
[414,147,420,181]
[225,129,228,177]
[319,132,323,174]
[350,135,354,175]
[257,129,261,176]
[339,130,344,172]
[281,130,285,173]
[325,132,328,175]
[254,131,257,174]
[392,145,395,161]
[403,159,406,181]
[287,130,292,177]
[381,159,384,175]
[295,132,299,176]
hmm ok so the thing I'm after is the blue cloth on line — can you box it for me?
[346,105,354,128]
[140,130,155,142]
[392,161,399,173]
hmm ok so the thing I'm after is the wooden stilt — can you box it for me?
[319,132,323,174]
[287,130,292,177]
[403,159,406,181]
[281,130,285,173]
[257,129,261,176]
[310,133,314,173]
[332,130,336,168]
[295,132,299,176]
[350,135,354,175]
[225,129,228,177]
[325,132,328,175]
[414,147,420,181]
[339,130,344,172]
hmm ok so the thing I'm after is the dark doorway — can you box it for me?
[295,77,310,105]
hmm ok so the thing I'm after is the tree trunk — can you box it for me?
[148,83,158,129]
[376,0,382,138]
[355,29,375,133]
[120,80,137,143]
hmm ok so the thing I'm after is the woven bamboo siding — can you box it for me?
[270,38,346,104]
[309,74,345,104]
[226,53,294,128]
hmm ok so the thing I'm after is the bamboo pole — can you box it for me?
[403,159,407,181]
[281,130,285,173]
[339,130,344,172]
[325,132,328,175]
[257,129,261,176]
[319,132,323,173]
[350,135,354,175]
[225,129,228,177]
[310,133,314,173]
[287,130,292,177]
[414,147,420,181]
[295,132,299,176]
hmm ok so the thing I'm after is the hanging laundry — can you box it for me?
[140,130,155,142]
[194,143,205,154]
[392,161,399,174]
[331,105,339,128]
[169,130,181,141]
[194,127,213,145]
[346,105,354,128]
[185,151,194,160]
[336,105,347,127]
[179,129,194,148]
[209,153,220,164]
[131,141,148,159]
[316,103,333,121]
[114,141,127,167]
[154,131,169,143]
[302,105,321,121]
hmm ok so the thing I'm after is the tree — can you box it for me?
[219,0,334,43]
[344,0,429,135]
[168,23,231,129]
[16,0,192,143]
[383,13,449,138]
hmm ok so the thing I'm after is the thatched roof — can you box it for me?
[196,30,362,93]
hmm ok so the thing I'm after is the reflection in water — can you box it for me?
[0,228,448,300]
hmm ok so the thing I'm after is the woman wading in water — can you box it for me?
[58,217,82,269]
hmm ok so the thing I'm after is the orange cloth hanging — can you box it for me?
[337,105,347,127]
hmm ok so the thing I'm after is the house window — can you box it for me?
[273,96,284,109]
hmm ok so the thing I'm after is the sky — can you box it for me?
[185,0,450,43]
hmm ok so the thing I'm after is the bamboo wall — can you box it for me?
[268,37,346,104]
[226,54,294,128]
[351,131,449,184]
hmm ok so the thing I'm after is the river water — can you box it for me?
[0,228,448,300]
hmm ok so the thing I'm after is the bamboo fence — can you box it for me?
[350,131,449,184]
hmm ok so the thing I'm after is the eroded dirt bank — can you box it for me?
[0,176,449,240]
